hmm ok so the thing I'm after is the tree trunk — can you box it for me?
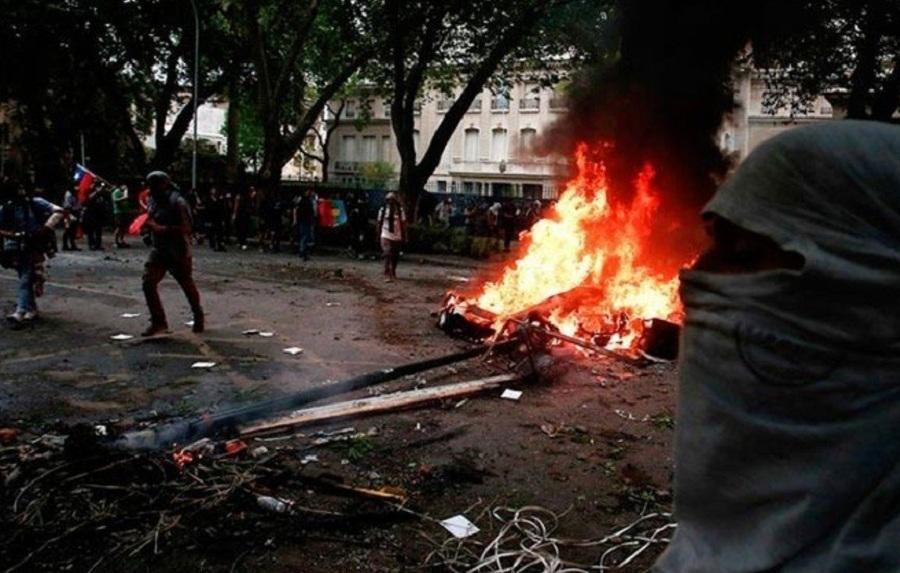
[226,74,241,184]
[847,3,884,119]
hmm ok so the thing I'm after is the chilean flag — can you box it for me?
[317,199,348,228]
[73,164,96,203]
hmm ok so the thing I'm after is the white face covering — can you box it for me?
[655,121,900,573]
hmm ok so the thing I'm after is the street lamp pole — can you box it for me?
[189,0,199,191]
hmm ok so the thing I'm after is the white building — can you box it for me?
[720,68,835,159]
[327,81,569,199]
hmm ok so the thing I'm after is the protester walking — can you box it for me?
[293,189,316,261]
[233,187,253,250]
[0,178,63,324]
[377,192,406,282]
[500,199,517,252]
[140,171,204,337]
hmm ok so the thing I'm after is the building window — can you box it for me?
[468,97,483,113]
[464,128,479,162]
[383,102,391,118]
[437,180,448,193]
[341,135,357,161]
[380,135,391,162]
[520,84,540,111]
[413,129,421,160]
[362,135,377,162]
[345,100,357,119]
[463,181,475,194]
[437,96,453,112]
[549,85,567,110]
[491,88,510,112]
[450,181,458,194]
[519,128,536,156]
[491,128,507,162]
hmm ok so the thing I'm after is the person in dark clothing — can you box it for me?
[233,188,253,250]
[206,186,227,252]
[499,200,518,252]
[293,189,316,261]
[263,193,284,253]
[81,185,107,250]
[347,191,368,257]
[140,171,204,337]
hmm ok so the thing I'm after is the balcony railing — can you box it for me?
[519,97,540,111]
[467,98,482,113]
[491,97,510,111]
[333,161,359,172]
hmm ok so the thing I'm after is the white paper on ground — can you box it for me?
[500,389,523,401]
[110,334,134,341]
[283,347,304,356]
[184,320,194,327]
[325,302,341,307]
[440,515,480,539]
[120,313,141,318]
[259,331,275,337]
[242,329,260,335]
[191,361,216,369]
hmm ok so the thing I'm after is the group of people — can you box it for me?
[0,170,410,328]
[433,197,549,252]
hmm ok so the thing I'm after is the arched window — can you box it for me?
[464,128,479,162]
[413,129,421,160]
[491,128,508,162]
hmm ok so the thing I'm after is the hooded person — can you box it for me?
[141,171,204,336]
[654,120,900,573]
[0,178,63,324]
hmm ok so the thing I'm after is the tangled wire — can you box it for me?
[424,505,675,572]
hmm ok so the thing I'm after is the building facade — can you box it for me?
[327,81,569,199]
[720,68,835,159]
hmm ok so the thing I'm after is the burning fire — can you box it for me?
[473,143,684,349]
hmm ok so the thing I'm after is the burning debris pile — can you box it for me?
[440,145,687,361]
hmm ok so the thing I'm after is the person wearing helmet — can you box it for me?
[140,171,204,336]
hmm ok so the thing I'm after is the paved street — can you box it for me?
[1,242,676,572]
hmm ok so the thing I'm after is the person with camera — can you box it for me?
[0,178,63,324]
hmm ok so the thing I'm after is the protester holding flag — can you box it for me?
[377,192,406,282]
[0,178,63,324]
[140,171,204,336]
[81,185,108,251]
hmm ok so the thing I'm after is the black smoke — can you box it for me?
[546,0,765,271]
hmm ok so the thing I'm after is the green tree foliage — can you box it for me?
[370,0,612,218]
[752,0,900,120]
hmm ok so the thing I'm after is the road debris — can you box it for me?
[110,333,134,341]
[283,346,304,356]
[440,514,480,539]
[500,389,522,401]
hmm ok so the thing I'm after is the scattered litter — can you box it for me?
[415,422,422,431]
[283,347,304,356]
[120,313,141,318]
[440,514,480,539]
[455,399,469,409]
[540,422,567,438]
[250,446,269,458]
[191,361,216,369]
[259,331,275,338]
[301,454,319,465]
[325,302,341,307]
[224,439,247,456]
[257,495,292,514]
[614,409,649,422]
[242,329,260,335]
[447,275,471,283]
[500,389,523,401]
[184,320,194,327]
[94,425,108,437]
[110,334,134,341]
[427,506,675,571]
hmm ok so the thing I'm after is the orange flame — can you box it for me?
[474,143,682,347]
